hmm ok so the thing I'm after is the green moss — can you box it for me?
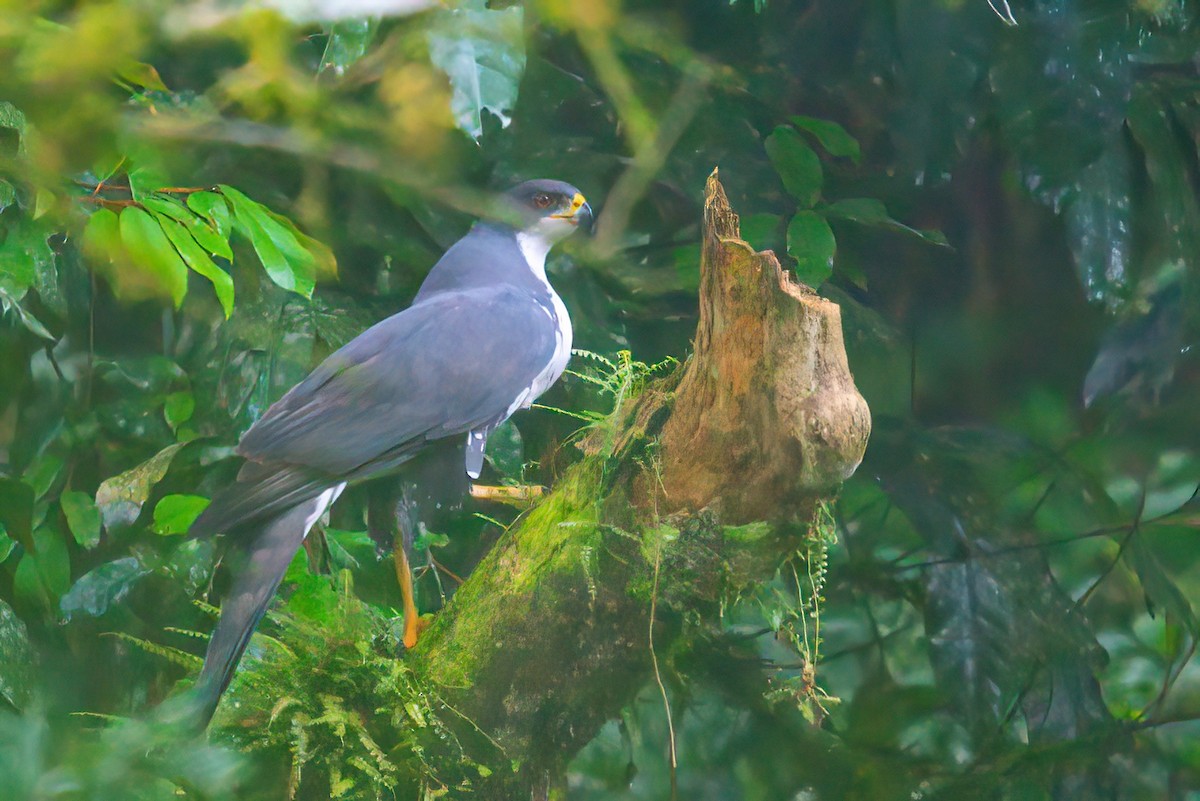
[214,585,494,800]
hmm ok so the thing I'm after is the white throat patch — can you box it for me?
[516,231,552,285]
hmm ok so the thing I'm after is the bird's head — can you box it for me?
[503,179,593,244]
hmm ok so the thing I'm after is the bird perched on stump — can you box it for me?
[184,180,592,725]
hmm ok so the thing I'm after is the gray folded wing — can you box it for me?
[191,286,555,536]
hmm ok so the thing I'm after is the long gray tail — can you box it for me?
[188,497,321,726]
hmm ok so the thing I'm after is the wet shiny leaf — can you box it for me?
[60,557,150,621]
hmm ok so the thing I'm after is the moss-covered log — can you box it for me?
[216,170,870,799]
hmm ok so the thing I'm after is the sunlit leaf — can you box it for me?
[116,60,168,91]
[187,191,233,242]
[220,185,316,297]
[61,490,102,549]
[154,212,235,317]
[142,195,233,261]
[117,207,189,307]
[152,494,210,536]
[264,209,337,280]
[786,211,836,288]
[765,126,823,208]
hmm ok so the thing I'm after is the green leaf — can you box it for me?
[319,18,379,76]
[0,288,54,341]
[824,198,949,246]
[163,391,195,430]
[13,527,70,616]
[787,211,837,288]
[95,442,186,531]
[154,212,235,317]
[116,60,168,91]
[127,163,169,202]
[427,3,526,140]
[60,557,150,621]
[0,218,54,297]
[0,598,34,710]
[61,490,102,549]
[152,494,210,536]
[143,195,233,260]
[220,185,316,297]
[412,530,450,551]
[265,209,337,281]
[791,115,861,163]
[1128,534,1199,636]
[118,207,189,307]
[765,126,823,208]
[162,538,214,596]
[82,207,122,264]
[23,454,63,500]
[187,191,232,241]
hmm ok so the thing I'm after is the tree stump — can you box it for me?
[412,169,871,795]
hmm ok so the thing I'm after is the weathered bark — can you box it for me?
[411,169,871,796]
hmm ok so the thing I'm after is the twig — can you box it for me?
[649,549,678,801]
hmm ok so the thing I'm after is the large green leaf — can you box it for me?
[765,126,823,208]
[152,494,210,536]
[142,195,233,261]
[187,191,233,242]
[117,207,188,307]
[60,557,150,621]
[427,2,525,140]
[95,443,186,531]
[824,198,949,246]
[0,218,54,298]
[13,527,70,616]
[61,490,102,549]
[154,211,235,317]
[790,115,861,163]
[220,185,316,297]
[0,599,33,710]
[786,211,836,288]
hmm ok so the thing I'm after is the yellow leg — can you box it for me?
[393,541,422,649]
[469,483,544,506]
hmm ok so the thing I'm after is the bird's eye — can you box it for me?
[532,193,553,209]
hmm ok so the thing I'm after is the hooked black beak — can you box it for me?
[575,201,594,233]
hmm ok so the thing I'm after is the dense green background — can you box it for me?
[2,0,1200,798]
